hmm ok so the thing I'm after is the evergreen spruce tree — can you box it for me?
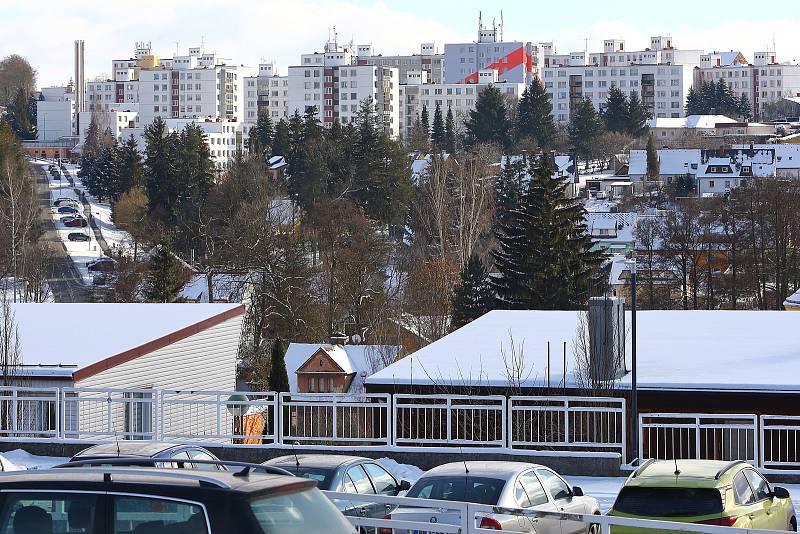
[144,236,184,303]
[464,85,512,150]
[431,102,446,150]
[247,126,261,159]
[255,111,275,152]
[444,107,457,154]
[107,135,143,202]
[451,254,494,330]
[646,133,660,181]
[685,86,703,116]
[626,91,649,137]
[491,153,601,309]
[174,123,216,252]
[495,153,529,223]
[567,99,604,162]
[716,79,739,116]
[699,81,717,114]
[514,78,556,148]
[143,116,179,221]
[420,105,430,135]
[271,118,290,156]
[602,85,630,134]
[408,114,430,152]
[268,338,290,392]
[737,94,752,121]
[7,88,35,140]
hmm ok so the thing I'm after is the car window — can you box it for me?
[744,469,771,501]
[249,488,356,534]
[166,451,192,468]
[0,492,99,534]
[515,481,531,507]
[537,469,572,501]
[343,474,358,493]
[406,476,506,505]
[613,487,724,517]
[188,450,221,471]
[520,473,549,506]
[112,495,208,534]
[733,472,756,505]
[346,465,375,494]
[363,463,398,496]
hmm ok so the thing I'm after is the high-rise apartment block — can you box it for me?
[356,42,444,84]
[244,63,290,123]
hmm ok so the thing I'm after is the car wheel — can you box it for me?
[790,517,797,532]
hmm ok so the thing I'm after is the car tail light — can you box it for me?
[696,516,739,527]
[479,516,503,530]
[377,515,392,534]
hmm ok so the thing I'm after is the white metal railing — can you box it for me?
[62,388,158,441]
[280,393,391,446]
[322,490,792,534]
[393,394,506,448]
[160,390,278,445]
[640,413,758,464]
[509,396,626,457]
[760,415,800,472]
[0,387,60,440]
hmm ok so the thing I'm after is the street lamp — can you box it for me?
[626,251,638,464]
[226,394,250,442]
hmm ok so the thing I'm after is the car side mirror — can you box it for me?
[399,480,411,491]
[572,486,584,497]
[772,486,791,500]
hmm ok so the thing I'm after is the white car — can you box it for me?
[388,461,600,533]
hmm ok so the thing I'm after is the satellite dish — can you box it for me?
[351,334,362,345]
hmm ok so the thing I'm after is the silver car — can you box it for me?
[388,461,600,533]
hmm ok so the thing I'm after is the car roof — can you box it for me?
[264,454,369,469]
[626,460,748,488]
[420,461,545,479]
[74,441,191,458]
[0,467,313,496]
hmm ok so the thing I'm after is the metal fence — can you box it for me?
[280,393,391,446]
[0,387,60,440]
[760,415,800,472]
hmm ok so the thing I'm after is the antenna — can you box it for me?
[674,457,680,476]
[174,41,179,57]
[458,446,469,500]
[108,394,121,457]
[500,11,504,42]
[291,441,301,468]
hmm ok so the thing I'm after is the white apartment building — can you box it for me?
[244,63,290,123]
[121,118,253,169]
[36,86,77,141]
[695,51,800,119]
[77,108,139,145]
[398,69,525,139]
[287,39,400,138]
[540,36,701,123]
[356,42,444,84]
[443,18,539,85]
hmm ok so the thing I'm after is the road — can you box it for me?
[32,162,89,303]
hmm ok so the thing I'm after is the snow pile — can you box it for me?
[2,449,67,470]
[376,457,424,484]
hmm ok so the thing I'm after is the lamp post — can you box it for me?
[626,252,638,464]
[226,394,250,444]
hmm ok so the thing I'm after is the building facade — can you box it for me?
[357,42,444,84]
[36,86,78,141]
[244,63,289,123]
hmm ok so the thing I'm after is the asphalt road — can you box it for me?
[33,162,89,303]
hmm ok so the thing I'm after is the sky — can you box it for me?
[3,0,800,88]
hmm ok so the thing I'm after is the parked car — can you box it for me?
[608,459,796,532]
[53,197,79,207]
[387,461,600,533]
[57,205,79,214]
[264,454,411,528]
[86,257,116,272]
[70,442,227,471]
[63,217,88,228]
[0,465,358,534]
[67,232,91,242]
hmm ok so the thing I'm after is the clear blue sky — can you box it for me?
[1,0,796,87]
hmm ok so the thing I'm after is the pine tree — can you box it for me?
[444,107,457,154]
[699,81,717,115]
[408,114,430,152]
[716,79,739,117]
[685,86,703,116]
[255,110,275,152]
[602,85,630,134]
[626,91,649,137]
[492,153,601,309]
[567,99,604,162]
[646,133,660,181]
[143,117,179,221]
[247,126,261,158]
[451,254,494,330]
[108,135,143,202]
[7,88,35,140]
[268,338,290,392]
[514,78,556,148]
[431,102,445,150]
[737,94,752,121]
[174,123,216,252]
[144,236,185,303]
[271,118,290,156]
[464,85,512,150]
[495,153,529,223]
[420,105,430,135]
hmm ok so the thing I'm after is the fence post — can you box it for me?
[55,388,61,440]
[216,393,221,441]
[332,395,338,441]
[158,391,164,441]
[506,397,514,451]
[638,413,644,463]
[621,398,627,465]
[500,396,507,450]
[564,398,570,446]
[106,393,113,438]
[446,396,452,443]
[391,395,398,448]
[277,392,284,445]
[694,416,702,460]
[10,389,17,434]
[759,415,765,469]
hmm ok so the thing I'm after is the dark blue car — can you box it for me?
[57,205,79,214]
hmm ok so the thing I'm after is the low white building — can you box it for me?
[648,115,775,142]
[36,86,77,141]
[628,148,701,184]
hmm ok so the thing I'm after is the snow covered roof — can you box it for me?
[784,289,800,308]
[647,115,738,130]
[732,144,800,169]
[12,303,243,378]
[268,155,287,170]
[628,149,700,177]
[585,212,637,243]
[366,309,800,392]
[179,274,249,303]
[499,154,577,184]
[285,343,401,394]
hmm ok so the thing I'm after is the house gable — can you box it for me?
[296,347,355,393]
[296,348,347,374]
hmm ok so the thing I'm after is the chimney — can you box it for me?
[587,297,626,381]
[330,332,348,346]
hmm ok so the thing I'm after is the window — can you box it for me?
[520,473,549,506]
[346,465,376,494]
[744,470,772,501]
[309,377,316,392]
[112,495,208,533]
[123,390,152,440]
[537,469,571,501]
[249,490,355,534]
[0,492,99,534]
[364,463,398,495]
[733,472,756,504]
[709,180,715,188]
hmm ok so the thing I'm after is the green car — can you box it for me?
[609,459,796,533]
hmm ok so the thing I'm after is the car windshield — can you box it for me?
[613,487,724,517]
[284,467,335,489]
[406,476,506,505]
[249,488,356,534]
